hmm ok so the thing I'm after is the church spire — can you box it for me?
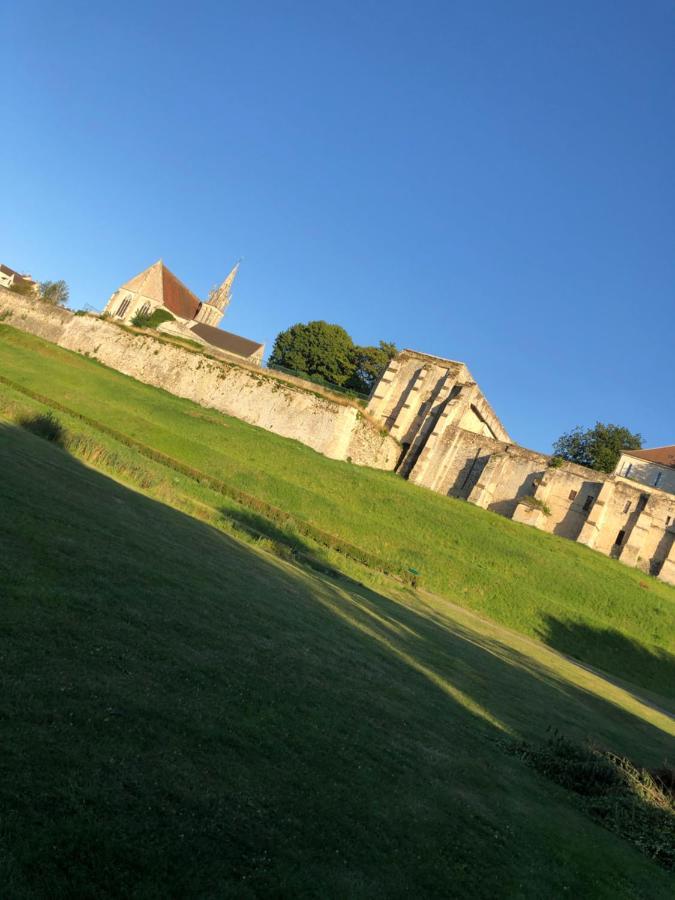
[208,261,239,313]
[194,261,240,327]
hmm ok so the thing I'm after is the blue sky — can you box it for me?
[2,1,673,451]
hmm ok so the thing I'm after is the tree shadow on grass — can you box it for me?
[216,499,675,754]
[1,420,673,898]
[538,615,675,710]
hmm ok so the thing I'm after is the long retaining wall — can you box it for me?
[0,289,399,469]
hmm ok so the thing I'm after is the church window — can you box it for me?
[138,303,150,317]
[582,494,594,512]
[615,530,626,546]
[568,490,577,500]
[116,297,131,318]
[623,501,631,514]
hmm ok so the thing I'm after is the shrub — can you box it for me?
[548,456,564,469]
[17,413,66,447]
[520,495,551,516]
[131,308,174,329]
[518,732,675,870]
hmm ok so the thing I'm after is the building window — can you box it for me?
[138,303,150,318]
[666,516,672,527]
[624,463,633,477]
[582,495,594,512]
[654,472,662,487]
[615,530,626,546]
[115,297,131,318]
[623,501,631,514]
[568,490,577,500]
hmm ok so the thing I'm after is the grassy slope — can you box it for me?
[1,423,673,897]
[1,325,673,699]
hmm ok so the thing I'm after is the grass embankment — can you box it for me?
[1,325,673,699]
[1,423,674,896]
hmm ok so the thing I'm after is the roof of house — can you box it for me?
[120,261,201,320]
[191,322,263,359]
[1,264,36,284]
[624,446,675,469]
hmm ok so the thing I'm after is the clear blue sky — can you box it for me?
[2,1,673,452]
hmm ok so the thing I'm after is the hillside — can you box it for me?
[2,418,674,896]
[1,324,673,699]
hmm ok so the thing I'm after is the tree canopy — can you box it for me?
[552,422,642,473]
[39,280,69,307]
[268,321,397,393]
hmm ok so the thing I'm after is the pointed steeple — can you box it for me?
[194,261,240,327]
[207,261,239,313]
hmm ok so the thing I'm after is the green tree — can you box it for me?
[268,321,357,386]
[39,280,69,307]
[347,341,398,394]
[552,422,642,473]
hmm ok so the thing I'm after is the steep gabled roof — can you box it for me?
[624,445,675,469]
[191,322,263,359]
[120,261,201,320]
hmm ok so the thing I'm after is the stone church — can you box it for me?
[104,260,264,365]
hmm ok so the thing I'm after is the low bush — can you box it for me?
[518,732,675,869]
[520,495,552,516]
[17,412,65,446]
[131,308,175,329]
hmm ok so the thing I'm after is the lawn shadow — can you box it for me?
[538,615,675,712]
[1,419,673,896]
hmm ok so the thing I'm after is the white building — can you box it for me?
[615,446,675,496]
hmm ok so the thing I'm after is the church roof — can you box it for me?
[624,445,675,469]
[120,261,201,320]
[191,322,263,359]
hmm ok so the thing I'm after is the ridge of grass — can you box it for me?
[0,324,673,700]
[1,422,674,896]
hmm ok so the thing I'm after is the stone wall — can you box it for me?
[0,288,399,469]
[3,287,674,586]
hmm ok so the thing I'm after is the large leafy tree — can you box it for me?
[552,422,642,473]
[269,321,397,391]
[269,321,356,386]
[347,341,398,394]
[39,280,69,307]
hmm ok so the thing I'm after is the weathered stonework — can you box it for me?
[0,289,398,469]
[366,349,675,586]
[2,288,673,588]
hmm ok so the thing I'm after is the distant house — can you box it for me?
[616,445,675,496]
[103,260,264,366]
[0,264,38,295]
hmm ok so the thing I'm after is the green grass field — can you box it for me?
[1,421,674,897]
[1,324,674,895]
[1,325,673,697]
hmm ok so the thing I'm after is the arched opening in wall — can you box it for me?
[115,297,131,318]
[395,442,410,473]
[651,528,675,576]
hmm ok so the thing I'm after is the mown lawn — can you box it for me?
[0,324,674,702]
[1,423,673,897]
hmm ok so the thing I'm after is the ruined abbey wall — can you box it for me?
[0,289,399,469]
[367,349,675,586]
[2,289,674,586]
